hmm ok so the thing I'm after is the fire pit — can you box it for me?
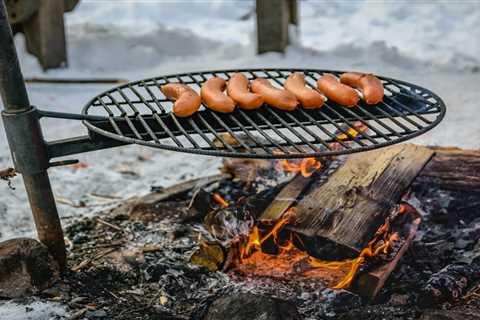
[6,4,480,319]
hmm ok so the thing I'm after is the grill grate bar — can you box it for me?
[384,95,432,124]
[246,70,352,149]
[141,79,167,113]
[264,70,366,147]
[219,71,320,153]
[104,93,148,140]
[302,72,381,144]
[95,98,126,137]
[382,81,433,124]
[237,109,289,153]
[356,104,410,135]
[113,88,163,143]
[152,113,184,147]
[297,109,352,149]
[194,114,237,152]
[381,100,426,130]
[186,117,218,149]
[184,72,253,152]
[264,70,369,147]
[196,72,272,154]
[255,111,305,153]
[282,112,334,151]
[265,108,322,152]
[127,84,158,114]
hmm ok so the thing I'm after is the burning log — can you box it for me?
[418,262,480,307]
[351,204,421,299]
[214,144,432,298]
[260,174,312,220]
[290,143,433,259]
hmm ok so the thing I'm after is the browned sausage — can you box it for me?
[160,83,201,117]
[226,73,264,110]
[340,72,384,104]
[200,77,236,113]
[284,72,324,109]
[316,74,359,107]
[250,78,298,111]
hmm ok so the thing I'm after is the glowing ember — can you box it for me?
[212,193,229,207]
[232,205,402,289]
[335,121,369,141]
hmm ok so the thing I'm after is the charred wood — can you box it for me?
[418,262,480,307]
[291,144,433,259]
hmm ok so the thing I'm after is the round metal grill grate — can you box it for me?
[82,68,446,159]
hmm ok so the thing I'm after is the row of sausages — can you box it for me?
[159,72,384,118]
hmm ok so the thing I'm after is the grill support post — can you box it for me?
[256,0,298,54]
[0,1,66,271]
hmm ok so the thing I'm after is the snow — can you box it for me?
[2,0,479,243]
[0,300,67,320]
[0,1,479,317]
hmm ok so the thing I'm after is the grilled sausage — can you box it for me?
[340,72,384,104]
[201,77,236,113]
[251,78,298,111]
[226,73,264,110]
[316,74,359,107]
[160,83,201,117]
[284,72,324,109]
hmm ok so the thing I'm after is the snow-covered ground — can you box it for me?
[0,1,479,318]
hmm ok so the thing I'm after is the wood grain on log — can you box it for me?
[413,147,480,223]
[260,174,312,220]
[415,147,480,192]
[290,144,434,257]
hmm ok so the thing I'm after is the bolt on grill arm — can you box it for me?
[0,1,66,270]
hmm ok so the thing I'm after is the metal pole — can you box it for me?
[0,1,66,270]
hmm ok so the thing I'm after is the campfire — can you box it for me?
[229,204,409,290]
[17,142,476,319]
[190,136,425,299]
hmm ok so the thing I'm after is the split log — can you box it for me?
[110,174,229,219]
[351,206,421,299]
[414,147,480,192]
[290,144,434,258]
[412,147,480,223]
[260,174,311,220]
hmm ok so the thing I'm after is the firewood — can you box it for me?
[110,174,229,219]
[351,206,421,299]
[260,174,312,220]
[413,147,480,223]
[290,144,434,258]
[415,147,480,192]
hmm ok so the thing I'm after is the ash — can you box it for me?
[59,185,348,319]
[12,175,475,320]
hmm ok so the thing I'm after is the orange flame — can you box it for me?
[234,205,401,289]
[273,152,322,178]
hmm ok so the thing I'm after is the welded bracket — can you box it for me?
[2,106,49,175]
